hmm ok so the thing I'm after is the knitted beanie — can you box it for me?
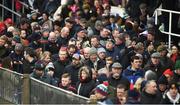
[175,60,180,70]
[96,82,109,96]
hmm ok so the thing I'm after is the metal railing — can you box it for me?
[0,0,38,22]
[0,67,23,104]
[155,8,180,49]
[0,67,89,104]
[0,0,21,22]
[30,77,89,104]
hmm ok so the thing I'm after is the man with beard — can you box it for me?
[30,61,51,84]
[53,47,70,79]
[64,53,83,86]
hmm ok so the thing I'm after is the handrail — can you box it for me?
[157,8,180,14]
[18,1,40,14]
[0,67,23,76]
[0,3,21,17]
[155,8,180,49]
[30,77,90,101]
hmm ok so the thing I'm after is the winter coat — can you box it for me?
[108,74,130,89]
[53,59,70,79]
[46,40,60,55]
[23,59,36,74]
[97,98,113,105]
[84,59,105,71]
[9,52,24,73]
[64,63,83,86]
[76,66,96,98]
[123,66,145,84]
[30,71,51,84]
[161,91,180,104]
[140,90,162,104]
[144,60,166,79]
[59,83,77,93]
[106,47,122,63]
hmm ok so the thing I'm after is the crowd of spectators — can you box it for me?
[0,0,180,104]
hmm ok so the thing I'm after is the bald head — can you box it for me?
[48,32,57,42]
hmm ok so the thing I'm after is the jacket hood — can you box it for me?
[78,66,92,83]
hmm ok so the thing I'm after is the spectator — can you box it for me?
[53,47,70,79]
[108,62,130,89]
[144,52,166,79]
[30,61,52,84]
[105,39,122,62]
[46,31,60,55]
[160,81,180,104]
[157,75,168,95]
[168,45,180,63]
[64,53,83,86]
[163,69,174,83]
[174,60,180,86]
[157,45,174,70]
[89,82,113,104]
[112,84,128,104]
[23,47,37,74]
[76,66,96,98]
[59,73,76,93]
[140,80,161,104]
[57,27,70,47]
[84,47,105,71]
[123,55,144,86]
[9,43,24,73]
[97,47,107,61]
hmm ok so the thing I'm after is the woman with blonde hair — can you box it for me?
[40,51,52,66]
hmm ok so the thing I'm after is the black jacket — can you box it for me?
[140,90,162,104]
[53,59,70,79]
[108,74,130,90]
[76,66,96,98]
[64,63,83,86]
[144,61,166,79]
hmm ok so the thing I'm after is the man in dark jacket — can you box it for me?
[84,47,105,71]
[108,62,130,90]
[23,47,37,74]
[53,47,70,79]
[140,80,162,104]
[30,61,51,84]
[64,53,83,86]
[46,31,60,55]
[9,43,24,73]
[144,52,166,79]
[105,39,122,63]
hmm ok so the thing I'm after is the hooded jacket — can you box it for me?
[76,66,96,98]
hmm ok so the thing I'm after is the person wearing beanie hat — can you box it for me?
[84,47,105,71]
[30,61,52,84]
[157,75,168,94]
[89,82,113,104]
[144,70,157,81]
[89,47,97,56]
[174,60,180,87]
[163,69,174,83]
[97,47,106,61]
[157,45,174,71]
[161,81,180,104]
